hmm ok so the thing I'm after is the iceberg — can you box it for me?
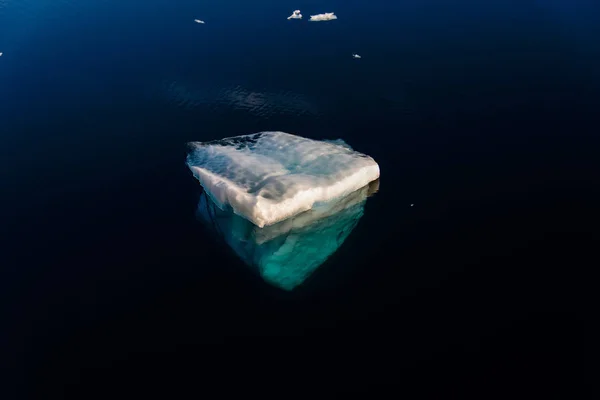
[196,179,379,290]
[186,131,380,228]
[287,10,302,20]
[309,12,337,22]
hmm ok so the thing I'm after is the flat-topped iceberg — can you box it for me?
[196,180,379,290]
[186,132,380,228]
[309,12,337,22]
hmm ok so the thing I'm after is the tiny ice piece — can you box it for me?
[309,12,337,22]
[352,54,361,59]
[287,10,302,20]
[194,19,205,24]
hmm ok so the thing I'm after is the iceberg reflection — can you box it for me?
[197,180,379,291]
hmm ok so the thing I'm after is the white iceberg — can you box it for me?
[194,19,205,24]
[287,10,302,20]
[186,131,380,228]
[352,54,361,59]
[309,12,337,22]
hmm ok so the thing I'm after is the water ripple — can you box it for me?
[161,80,321,118]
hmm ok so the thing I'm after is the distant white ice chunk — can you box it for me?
[194,19,205,24]
[309,12,337,22]
[352,54,361,59]
[287,10,302,20]
[186,131,380,228]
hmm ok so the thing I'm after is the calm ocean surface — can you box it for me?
[1,0,597,397]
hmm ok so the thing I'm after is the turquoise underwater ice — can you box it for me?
[196,180,378,290]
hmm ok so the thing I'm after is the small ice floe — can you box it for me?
[0,52,3,57]
[287,10,302,20]
[309,12,337,22]
[194,19,205,24]
[352,54,361,59]
[410,204,414,207]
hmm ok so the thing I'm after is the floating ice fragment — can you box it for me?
[194,19,205,24]
[0,52,3,57]
[186,131,380,228]
[352,54,361,59]
[309,12,337,22]
[287,10,302,20]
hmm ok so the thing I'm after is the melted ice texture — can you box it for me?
[187,131,380,228]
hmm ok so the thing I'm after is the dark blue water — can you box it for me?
[1,1,597,397]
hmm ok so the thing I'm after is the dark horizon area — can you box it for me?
[1,1,595,397]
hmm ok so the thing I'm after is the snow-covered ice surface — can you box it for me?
[186,131,380,228]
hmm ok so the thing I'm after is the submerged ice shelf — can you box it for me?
[196,180,379,290]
